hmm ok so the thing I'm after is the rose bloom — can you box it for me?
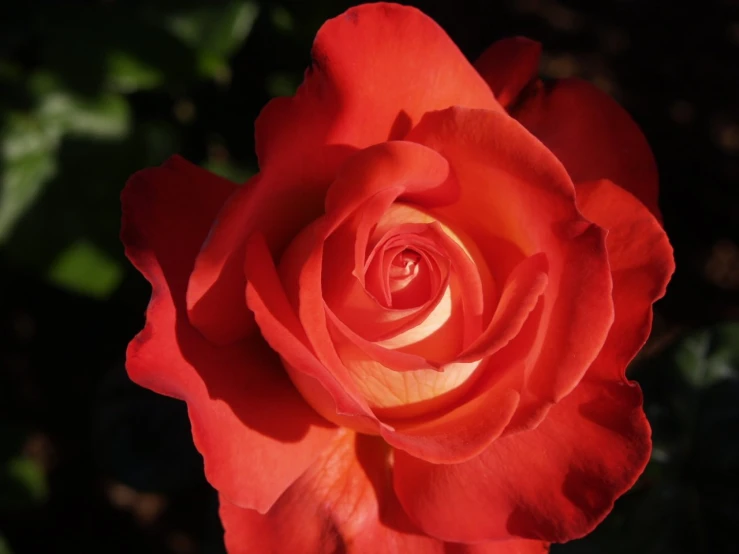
[121,3,674,553]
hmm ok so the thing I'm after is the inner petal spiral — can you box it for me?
[318,204,497,414]
[390,249,420,283]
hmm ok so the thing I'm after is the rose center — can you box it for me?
[389,249,421,291]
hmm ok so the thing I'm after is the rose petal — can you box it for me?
[326,308,438,373]
[363,203,499,336]
[121,157,337,513]
[326,294,485,417]
[185,150,355,346]
[457,252,548,362]
[474,37,542,109]
[324,141,459,217]
[447,540,550,554]
[244,232,379,434]
[184,175,258,346]
[257,3,502,180]
[182,3,505,347]
[394,378,651,543]
[339,216,455,344]
[326,223,472,374]
[576,178,675,381]
[381,387,520,464]
[220,430,448,553]
[277,142,459,399]
[427,222,485,347]
[408,107,614,411]
[512,78,661,220]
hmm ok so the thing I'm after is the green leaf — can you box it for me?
[266,71,300,97]
[202,159,254,183]
[106,50,164,93]
[47,240,124,299]
[675,323,739,388]
[5,457,48,503]
[0,112,59,242]
[0,72,132,243]
[270,5,295,33]
[166,1,259,79]
[0,426,48,510]
[36,88,131,140]
[0,533,13,554]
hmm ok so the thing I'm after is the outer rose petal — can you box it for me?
[474,38,660,219]
[575,178,675,380]
[186,2,502,341]
[447,540,550,554]
[121,157,338,513]
[220,430,445,554]
[474,37,542,109]
[393,182,672,545]
[408,107,614,412]
[512,78,661,220]
[394,378,651,543]
[220,430,549,554]
[257,2,502,177]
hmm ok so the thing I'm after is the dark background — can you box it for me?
[1,0,737,552]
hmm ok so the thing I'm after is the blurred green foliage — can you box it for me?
[0,535,12,554]
[0,426,48,512]
[0,0,261,299]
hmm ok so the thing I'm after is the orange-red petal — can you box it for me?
[474,37,542,109]
[220,428,550,553]
[408,107,614,412]
[121,157,338,513]
[576,178,675,382]
[220,431,446,554]
[256,3,502,179]
[394,378,651,543]
[186,3,501,347]
[513,78,661,220]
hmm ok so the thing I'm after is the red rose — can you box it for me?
[121,3,674,553]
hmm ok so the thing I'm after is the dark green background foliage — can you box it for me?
[1,0,737,552]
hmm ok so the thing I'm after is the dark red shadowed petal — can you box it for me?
[121,156,338,513]
[447,540,550,554]
[185,175,260,345]
[184,175,259,346]
[474,37,542,109]
[576,178,675,381]
[512,78,661,220]
[394,377,651,543]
